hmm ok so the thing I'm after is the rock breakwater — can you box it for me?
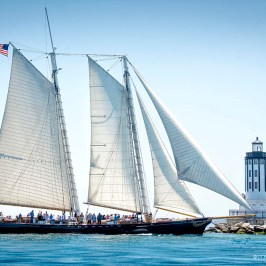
[206,222,266,234]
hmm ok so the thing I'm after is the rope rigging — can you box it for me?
[11,42,124,58]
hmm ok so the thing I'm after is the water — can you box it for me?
[0,233,265,265]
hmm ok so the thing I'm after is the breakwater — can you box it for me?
[207,222,266,234]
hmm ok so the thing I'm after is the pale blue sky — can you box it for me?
[1,0,266,217]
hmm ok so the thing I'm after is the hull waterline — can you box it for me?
[0,218,211,235]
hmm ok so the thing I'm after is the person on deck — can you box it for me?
[87,213,92,224]
[85,209,88,223]
[44,211,49,223]
[18,213,22,223]
[114,214,118,223]
[97,213,102,224]
[30,210,34,223]
[50,213,54,224]
[92,213,96,224]
[62,212,65,222]
[110,214,114,222]
[80,212,84,224]
[149,212,152,222]
[37,211,43,224]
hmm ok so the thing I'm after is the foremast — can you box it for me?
[122,56,151,222]
[45,8,80,215]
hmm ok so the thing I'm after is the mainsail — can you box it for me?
[87,57,141,212]
[136,91,202,217]
[0,47,76,211]
[132,67,251,210]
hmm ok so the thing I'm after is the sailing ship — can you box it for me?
[0,12,252,235]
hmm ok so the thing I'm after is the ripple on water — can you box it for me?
[0,233,265,265]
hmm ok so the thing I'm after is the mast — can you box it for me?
[122,56,150,221]
[45,8,80,215]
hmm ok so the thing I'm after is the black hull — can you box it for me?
[0,218,211,235]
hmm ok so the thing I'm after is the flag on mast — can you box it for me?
[0,44,9,57]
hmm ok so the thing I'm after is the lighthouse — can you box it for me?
[239,137,266,217]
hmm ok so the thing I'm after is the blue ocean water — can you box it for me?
[0,233,265,265]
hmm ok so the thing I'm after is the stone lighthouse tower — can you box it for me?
[239,137,266,217]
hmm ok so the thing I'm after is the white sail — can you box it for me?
[133,68,251,210]
[0,48,73,211]
[88,57,141,212]
[136,91,202,216]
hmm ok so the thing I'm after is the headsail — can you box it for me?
[132,66,252,210]
[87,57,141,213]
[0,47,75,211]
[136,90,202,217]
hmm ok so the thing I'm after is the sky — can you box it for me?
[0,0,266,218]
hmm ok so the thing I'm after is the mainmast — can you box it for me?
[122,56,150,221]
[45,8,80,215]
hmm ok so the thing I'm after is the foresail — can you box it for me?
[133,68,251,210]
[136,91,202,217]
[0,48,73,211]
[88,57,141,213]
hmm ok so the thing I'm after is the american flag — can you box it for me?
[0,44,9,57]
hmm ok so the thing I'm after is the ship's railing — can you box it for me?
[229,209,266,218]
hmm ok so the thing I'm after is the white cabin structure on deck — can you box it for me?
[229,137,266,218]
